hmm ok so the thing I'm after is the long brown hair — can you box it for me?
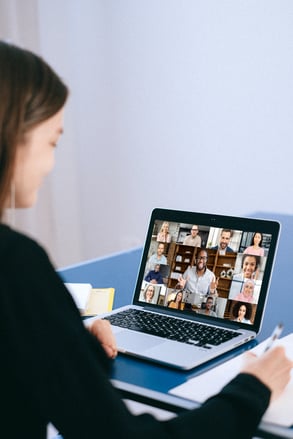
[0,41,69,218]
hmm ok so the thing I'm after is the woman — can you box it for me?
[244,232,265,256]
[232,301,253,324]
[0,41,292,439]
[168,290,183,309]
[234,280,255,303]
[156,221,171,243]
[233,254,261,282]
[143,284,156,303]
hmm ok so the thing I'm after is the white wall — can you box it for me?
[1,1,293,268]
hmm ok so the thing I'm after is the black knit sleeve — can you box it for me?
[165,372,270,439]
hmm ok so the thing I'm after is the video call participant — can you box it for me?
[244,232,265,256]
[183,225,202,247]
[211,229,234,254]
[198,296,217,317]
[232,301,253,324]
[144,264,164,284]
[178,249,218,302]
[156,221,171,243]
[167,290,183,309]
[142,284,156,303]
[146,242,167,272]
[233,280,255,303]
[233,254,261,282]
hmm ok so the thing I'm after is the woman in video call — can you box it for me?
[156,221,171,243]
[143,284,156,303]
[232,301,253,324]
[1,41,292,439]
[244,232,265,257]
[233,254,261,282]
[234,280,256,303]
[168,290,183,309]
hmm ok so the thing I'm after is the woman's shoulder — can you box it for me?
[0,224,42,250]
[0,224,48,264]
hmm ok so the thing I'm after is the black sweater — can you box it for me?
[0,225,270,438]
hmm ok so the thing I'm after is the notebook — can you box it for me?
[96,208,280,370]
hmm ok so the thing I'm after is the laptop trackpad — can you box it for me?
[115,330,165,353]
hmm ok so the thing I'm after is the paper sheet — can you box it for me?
[64,283,92,311]
[169,334,293,427]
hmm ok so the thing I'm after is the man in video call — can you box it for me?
[144,264,164,284]
[146,242,167,273]
[183,225,202,247]
[211,229,234,254]
[178,249,218,304]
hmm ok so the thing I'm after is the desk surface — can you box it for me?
[59,212,293,438]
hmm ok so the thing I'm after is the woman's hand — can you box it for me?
[88,319,118,359]
[241,345,293,401]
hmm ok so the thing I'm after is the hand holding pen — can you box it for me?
[263,323,284,352]
[241,323,293,401]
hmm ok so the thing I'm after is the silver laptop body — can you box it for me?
[93,208,280,370]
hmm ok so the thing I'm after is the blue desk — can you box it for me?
[59,212,293,438]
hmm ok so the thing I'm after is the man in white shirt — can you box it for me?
[178,249,218,306]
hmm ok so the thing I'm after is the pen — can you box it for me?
[264,323,284,352]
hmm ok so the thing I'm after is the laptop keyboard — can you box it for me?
[104,309,240,349]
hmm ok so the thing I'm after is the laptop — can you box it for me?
[96,208,280,370]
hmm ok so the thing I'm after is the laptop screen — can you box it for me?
[133,209,280,332]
